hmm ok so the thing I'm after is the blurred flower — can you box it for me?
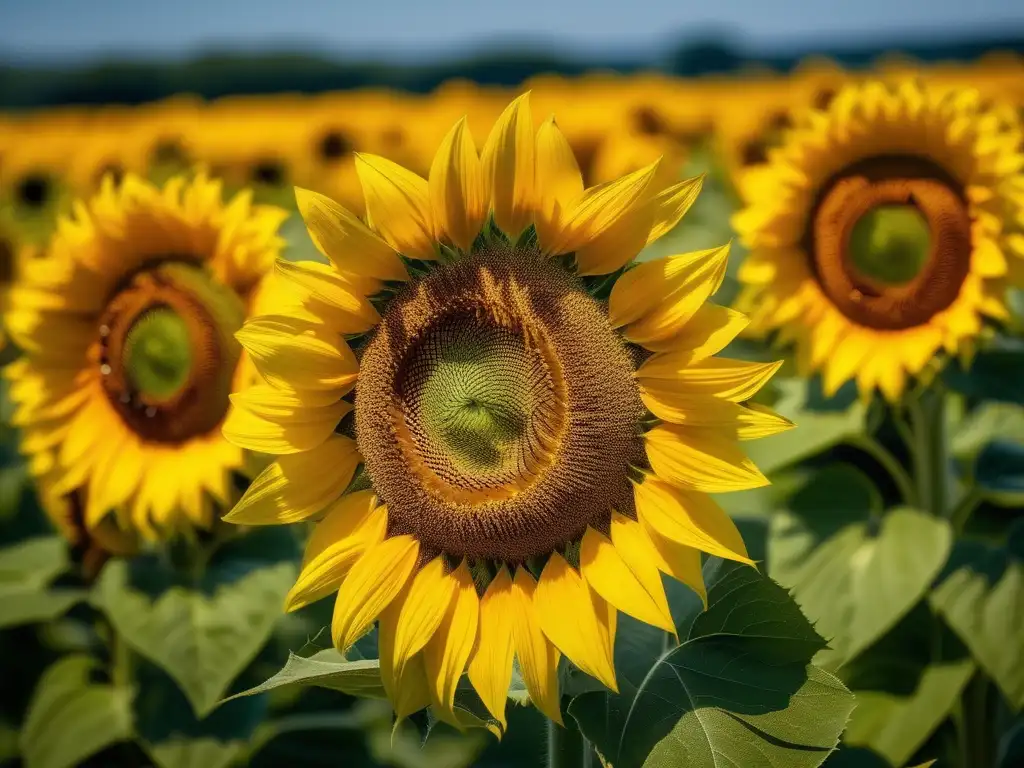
[3,173,288,541]
[223,93,788,729]
[733,79,1024,400]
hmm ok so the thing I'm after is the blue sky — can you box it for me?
[1,0,1023,63]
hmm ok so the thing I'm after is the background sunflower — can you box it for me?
[734,79,1024,400]
[4,173,287,540]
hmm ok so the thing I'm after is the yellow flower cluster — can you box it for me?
[1,56,1021,247]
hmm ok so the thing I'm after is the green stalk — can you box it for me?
[907,385,950,517]
[958,672,996,768]
[111,627,134,691]
[547,720,594,768]
[847,434,918,507]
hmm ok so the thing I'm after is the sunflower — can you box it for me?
[3,173,288,540]
[222,93,789,730]
[733,80,1024,401]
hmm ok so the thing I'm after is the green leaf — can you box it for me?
[145,739,243,768]
[134,657,265,768]
[770,473,952,668]
[930,539,1024,710]
[768,464,882,589]
[19,655,134,768]
[92,529,298,716]
[974,441,1024,504]
[568,560,853,768]
[0,537,85,628]
[840,603,974,766]
[951,402,1024,459]
[0,537,67,585]
[944,337,1024,406]
[744,378,867,475]
[223,648,386,703]
[366,717,485,768]
[0,588,86,630]
[641,666,853,768]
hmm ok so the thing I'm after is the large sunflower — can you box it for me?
[734,80,1024,400]
[4,173,288,540]
[223,94,789,729]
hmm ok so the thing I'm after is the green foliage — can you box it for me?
[771,470,953,667]
[91,529,299,716]
[840,605,975,766]
[225,648,387,702]
[0,537,85,629]
[19,655,134,768]
[945,337,1024,407]
[568,559,854,768]
[746,379,868,476]
[930,530,1024,710]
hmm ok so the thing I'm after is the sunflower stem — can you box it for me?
[957,671,997,768]
[847,434,917,507]
[907,384,950,517]
[949,487,982,535]
[111,626,134,691]
[547,719,592,768]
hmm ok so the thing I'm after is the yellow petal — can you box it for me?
[481,93,536,238]
[230,383,345,415]
[633,474,752,564]
[222,398,350,455]
[392,558,455,687]
[423,561,479,726]
[275,260,381,333]
[429,117,486,252]
[637,302,750,357]
[467,567,516,729]
[637,357,782,401]
[580,527,674,631]
[294,187,407,282]
[534,116,584,251]
[284,493,385,611]
[224,435,361,524]
[643,523,708,608]
[535,554,618,692]
[236,315,358,394]
[378,600,433,721]
[355,153,435,261]
[546,161,659,256]
[644,424,768,493]
[638,392,794,438]
[331,534,419,653]
[645,175,705,245]
[510,568,562,724]
[608,245,730,344]
[574,174,704,276]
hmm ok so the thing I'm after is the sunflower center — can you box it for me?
[848,204,931,285]
[122,308,193,401]
[98,261,245,443]
[807,155,972,330]
[356,247,645,563]
[411,323,542,477]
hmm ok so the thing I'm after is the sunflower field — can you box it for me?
[1,42,1024,768]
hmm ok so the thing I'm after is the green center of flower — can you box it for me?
[413,322,537,475]
[848,204,932,285]
[122,308,193,401]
